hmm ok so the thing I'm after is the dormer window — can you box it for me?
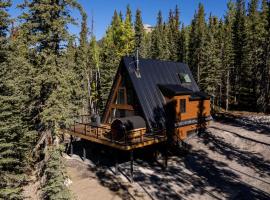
[179,73,191,84]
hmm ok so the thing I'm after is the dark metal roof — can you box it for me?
[121,56,201,130]
[158,84,193,96]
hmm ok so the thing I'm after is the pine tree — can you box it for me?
[151,10,169,60]
[258,0,270,112]
[167,6,180,61]
[222,0,235,111]
[232,0,247,107]
[240,0,261,110]
[0,1,35,199]
[178,24,188,63]
[188,3,206,83]
[100,7,135,109]
[18,0,85,198]
[0,3,37,198]
[134,9,144,52]
[75,10,90,114]
[88,35,102,114]
[122,5,135,55]
[42,146,71,200]
[200,15,222,98]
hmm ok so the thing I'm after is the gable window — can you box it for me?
[117,88,126,104]
[179,73,192,83]
[180,99,186,113]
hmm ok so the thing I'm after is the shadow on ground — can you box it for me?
[214,113,270,135]
[67,126,270,200]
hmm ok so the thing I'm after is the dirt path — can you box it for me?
[64,155,150,200]
[65,120,270,200]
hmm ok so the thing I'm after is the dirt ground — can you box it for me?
[64,114,270,200]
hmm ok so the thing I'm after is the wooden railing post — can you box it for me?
[74,121,76,132]
[84,124,86,135]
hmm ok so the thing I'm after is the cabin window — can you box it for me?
[117,88,126,104]
[179,73,192,83]
[180,99,186,113]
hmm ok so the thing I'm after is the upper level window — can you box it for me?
[179,73,192,83]
[117,88,126,104]
[180,99,186,113]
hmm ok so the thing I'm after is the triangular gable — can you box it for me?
[102,56,200,131]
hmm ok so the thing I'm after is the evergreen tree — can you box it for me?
[75,10,91,114]
[222,1,235,111]
[0,1,36,199]
[122,5,135,55]
[232,0,247,107]
[18,0,85,198]
[167,6,180,61]
[241,0,262,109]
[134,9,144,52]
[178,24,188,63]
[188,3,206,83]
[257,0,270,112]
[200,15,222,98]
[100,7,135,110]
[42,147,71,200]
[151,10,169,60]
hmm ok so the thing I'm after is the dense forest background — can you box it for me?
[0,0,269,199]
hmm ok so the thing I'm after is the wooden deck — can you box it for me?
[62,122,167,151]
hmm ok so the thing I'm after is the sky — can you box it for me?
[10,0,232,40]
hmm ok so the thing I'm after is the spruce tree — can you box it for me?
[75,10,91,114]
[151,10,169,60]
[18,0,84,198]
[167,6,180,61]
[232,0,247,107]
[241,0,261,110]
[134,9,144,53]
[188,3,206,83]
[258,0,270,112]
[200,15,222,98]
[223,1,235,111]
[100,7,135,110]
[0,1,35,199]
[178,24,188,63]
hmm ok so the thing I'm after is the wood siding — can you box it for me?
[166,95,211,140]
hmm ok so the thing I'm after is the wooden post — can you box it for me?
[115,150,119,175]
[130,150,134,183]
[82,141,86,161]
[70,135,73,156]
[164,143,168,169]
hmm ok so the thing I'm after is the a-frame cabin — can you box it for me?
[63,56,211,152]
[102,56,211,143]
[63,56,212,181]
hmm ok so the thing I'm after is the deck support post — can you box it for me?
[130,150,134,183]
[82,143,86,161]
[70,135,73,156]
[164,143,168,169]
[115,150,119,175]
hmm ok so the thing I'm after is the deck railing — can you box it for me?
[68,119,166,147]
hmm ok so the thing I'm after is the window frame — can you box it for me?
[180,99,186,113]
[178,73,192,84]
[116,87,126,104]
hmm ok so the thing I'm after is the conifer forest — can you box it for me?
[0,0,270,199]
